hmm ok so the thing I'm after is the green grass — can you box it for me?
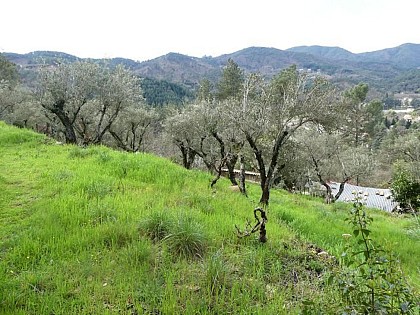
[269,191,420,286]
[0,121,418,314]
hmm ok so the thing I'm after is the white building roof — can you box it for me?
[330,182,398,212]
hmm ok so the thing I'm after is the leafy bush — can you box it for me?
[392,165,420,213]
[332,198,419,314]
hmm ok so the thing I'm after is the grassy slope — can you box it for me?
[0,122,418,314]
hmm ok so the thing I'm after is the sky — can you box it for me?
[1,0,420,62]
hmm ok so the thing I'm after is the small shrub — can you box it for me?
[392,164,420,213]
[331,198,419,314]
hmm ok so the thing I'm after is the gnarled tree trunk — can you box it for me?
[51,103,77,144]
[239,154,247,196]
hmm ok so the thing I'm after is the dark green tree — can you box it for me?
[342,83,370,147]
[197,79,213,102]
[391,164,420,213]
[0,53,19,86]
[216,59,244,101]
[140,78,193,106]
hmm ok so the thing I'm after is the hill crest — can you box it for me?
[3,43,420,93]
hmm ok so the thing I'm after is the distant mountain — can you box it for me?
[213,46,339,75]
[3,43,420,95]
[287,45,356,61]
[130,46,342,86]
[5,51,81,67]
[133,53,220,89]
[288,43,420,69]
[358,43,420,69]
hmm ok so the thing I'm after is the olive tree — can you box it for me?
[37,61,96,143]
[0,82,24,120]
[37,61,141,144]
[390,130,420,175]
[165,58,245,185]
[0,55,45,130]
[164,100,243,189]
[164,106,199,169]
[78,65,142,145]
[0,54,21,120]
[0,53,19,86]
[109,104,157,152]
[195,100,244,188]
[164,102,226,178]
[230,66,338,205]
[299,130,375,203]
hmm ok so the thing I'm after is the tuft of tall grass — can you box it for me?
[138,210,174,242]
[68,147,94,159]
[120,240,154,266]
[98,223,136,249]
[83,180,114,200]
[163,215,208,259]
[96,150,112,163]
[87,203,118,225]
[53,169,74,182]
[204,249,230,296]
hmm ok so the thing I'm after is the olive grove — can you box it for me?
[2,53,419,211]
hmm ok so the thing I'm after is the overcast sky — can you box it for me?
[1,0,419,61]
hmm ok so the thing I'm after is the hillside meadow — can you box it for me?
[0,122,418,314]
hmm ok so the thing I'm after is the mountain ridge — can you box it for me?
[3,43,420,93]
